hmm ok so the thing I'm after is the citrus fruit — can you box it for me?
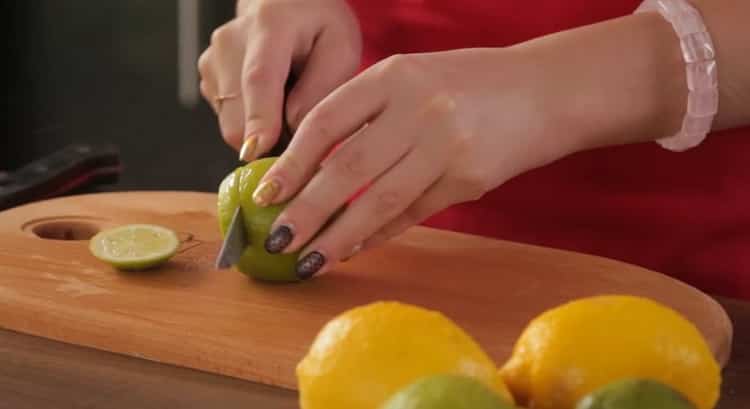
[575,378,697,409]
[89,224,179,270]
[217,157,299,281]
[499,295,720,409]
[380,374,516,409]
[296,301,513,409]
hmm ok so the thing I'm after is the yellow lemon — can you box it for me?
[499,295,721,409]
[296,301,513,409]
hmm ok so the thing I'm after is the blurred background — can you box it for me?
[2,0,239,193]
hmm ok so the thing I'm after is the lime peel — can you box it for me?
[89,224,179,270]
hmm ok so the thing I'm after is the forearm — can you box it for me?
[693,0,750,129]
[512,0,750,153]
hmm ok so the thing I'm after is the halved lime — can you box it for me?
[89,224,179,270]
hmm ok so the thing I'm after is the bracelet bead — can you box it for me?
[636,0,719,152]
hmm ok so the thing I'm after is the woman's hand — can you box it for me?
[198,0,362,159]
[254,48,589,278]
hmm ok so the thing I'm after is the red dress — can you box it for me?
[346,0,750,299]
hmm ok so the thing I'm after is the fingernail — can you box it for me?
[265,225,294,254]
[239,134,258,162]
[341,243,362,262]
[296,251,326,280]
[252,179,280,207]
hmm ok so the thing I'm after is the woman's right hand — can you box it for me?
[198,0,362,160]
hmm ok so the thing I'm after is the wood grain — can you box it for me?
[0,192,733,391]
[1,296,747,409]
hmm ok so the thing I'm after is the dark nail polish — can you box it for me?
[296,251,326,279]
[265,225,293,254]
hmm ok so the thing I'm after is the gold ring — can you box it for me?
[214,93,239,113]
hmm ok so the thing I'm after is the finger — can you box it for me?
[208,19,249,150]
[284,27,361,129]
[200,80,217,113]
[218,97,246,149]
[254,65,389,207]
[198,46,243,138]
[239,25,295,161]
[197,48,218,113]
[293,128,453,279]
[361,175,461,252]
[264,106,415,255]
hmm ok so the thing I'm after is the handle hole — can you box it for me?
[32,221,100,241]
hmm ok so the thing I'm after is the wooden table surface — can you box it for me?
[1,296,747,409]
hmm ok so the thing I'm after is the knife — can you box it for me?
[215,206,248,269]
[0,144,121,211]
[214,74,296,269]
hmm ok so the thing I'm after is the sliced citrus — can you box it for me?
[89,224,179,270]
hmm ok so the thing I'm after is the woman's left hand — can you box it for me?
[252,48,581,278]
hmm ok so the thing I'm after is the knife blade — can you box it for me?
[215,206,248,269]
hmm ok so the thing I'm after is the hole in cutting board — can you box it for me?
[31,221,100,241]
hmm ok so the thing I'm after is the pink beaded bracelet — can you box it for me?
[636,0,719,152]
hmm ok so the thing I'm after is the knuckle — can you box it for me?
[304,108,335,140]
[421,93,473,153]
[220,125,242,148]
[210,24,232,45]
[447,127,474,159]
[253,1,283,23]
[285,100,305,129]
[424,92,458,118]
[397,209,419,229]
[377,54,421,80]
[197,50,211,76]
[242,63,272,86]
[453,171,489,201]
[373,190,403,218]
[327,149,367,179]
[275,153,305,180]
[381,216,410,239]
[288,195,330,228]
[199,80,211,99]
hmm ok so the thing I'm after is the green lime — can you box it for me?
[576,378,697,409]
[379,374,515,409]
[89,224,179,270]
[217,157,299,282]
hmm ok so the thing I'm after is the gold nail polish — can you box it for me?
[253,179,280,206]
[239,134,258,162]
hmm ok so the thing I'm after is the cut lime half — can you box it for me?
[89,224,179,270]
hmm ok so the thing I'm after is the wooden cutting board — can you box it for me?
[0,192,733,390]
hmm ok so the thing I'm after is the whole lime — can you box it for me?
[575,378,698,409]
[217,157,299,282]
[379,374,515,409]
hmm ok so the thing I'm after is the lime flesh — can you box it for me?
[379,374,515,409]
[89,224,179,270]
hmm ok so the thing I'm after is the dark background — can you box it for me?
[2,1,238,193]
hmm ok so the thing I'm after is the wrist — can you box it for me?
[514,12,688,156]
